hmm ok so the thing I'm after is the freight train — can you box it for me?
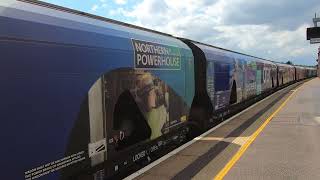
[0,1,317,180]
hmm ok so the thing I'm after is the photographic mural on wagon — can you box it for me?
[64,40,195,179]
[0,0,317,180]
[0,1,195,179]
[191,42,278,114]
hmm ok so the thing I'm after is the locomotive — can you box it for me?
[0,0,317,179]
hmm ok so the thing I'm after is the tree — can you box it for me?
[286,61,293,65]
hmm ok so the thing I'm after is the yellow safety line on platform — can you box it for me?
[214,82,306,180]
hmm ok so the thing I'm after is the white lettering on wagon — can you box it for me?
[132,39,181,70]
[24,151,85,180]
[133,150,146,162]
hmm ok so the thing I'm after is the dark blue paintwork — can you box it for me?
[0,1,194,179]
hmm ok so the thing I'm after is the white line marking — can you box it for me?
[196,136,251,146]
[124,84,294,180]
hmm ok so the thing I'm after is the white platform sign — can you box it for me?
[310,38,320,44]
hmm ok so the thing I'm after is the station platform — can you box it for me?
[125,78,320,180]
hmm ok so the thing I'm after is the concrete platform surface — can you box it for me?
[225,78,320,180]
[129,78,320,180]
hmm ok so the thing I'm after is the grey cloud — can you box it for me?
[223,0,320,30]
[125,0,318,65]
[147,0,168,14]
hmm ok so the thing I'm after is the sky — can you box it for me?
[42,0,320,66]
